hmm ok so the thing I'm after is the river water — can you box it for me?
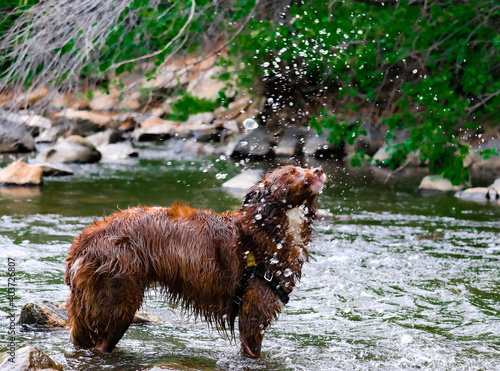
[0,143,499,370]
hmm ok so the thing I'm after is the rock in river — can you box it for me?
[0,161,43,186]
[0,346,63,371]
[418,175,464,193]
[36,135,101,164]
[19,301,68,328]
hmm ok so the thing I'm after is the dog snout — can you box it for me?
[312,168,326,181]
[313,168,324,176]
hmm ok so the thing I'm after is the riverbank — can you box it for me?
[1,60,500,201]
[0,150,499,370]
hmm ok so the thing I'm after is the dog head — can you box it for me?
[243,166,326,208]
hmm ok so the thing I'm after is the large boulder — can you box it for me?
[98,143,139,162]
[470,156,500,180]
[69,119,106,137]
[0,161,43,186]
[0,346,63,371]
[186,66,228,100]
[175,112,215,139]
[275,126,305,157]
[132,118,177,142]
[86,129,122,148]
[19,301,67,328]
[418,175,464,193]
[35,163,74,177]
[222,169,264,197]
[0,120,35,153]
[0,111,51,136]
[55,108,113,126]
[35,125,67,144]
[303,131,343,158]
[36,135,101,164]
[487,178,500,200]
[230,127,274,159]
[372,129,411,165]
[454,187,490,202]
[353,122,386,156]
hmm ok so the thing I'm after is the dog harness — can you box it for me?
[231,251,290,321]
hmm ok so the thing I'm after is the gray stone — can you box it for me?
[56,108,114,126]
[36,118,75,144]
[69,118,105,137]
[0,111,51,130]
[195,128,227,143]
[0,121,35,153]
[86,129,122,147]
[303,131,343,158]
[19,301,67,328]
[0,161,43,186]
[35,163,74,177]
[354,122,386,156]
[98,142,139,162]
[0,346,63,371]
[470,156,500,180]
[35,125,67,143]
[222,169,264,196]
[36,135,102,164]
[230,127,274,159]
[418,175,464,193]
[186,112,214,128]
[372,129,411,165]
[275,126,305,157]
[187,66,228,100]
[454,187,490,202]
[132,123,176,142]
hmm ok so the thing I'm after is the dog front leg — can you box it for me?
[239,283,282,358]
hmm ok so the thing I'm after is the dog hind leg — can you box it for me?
[93,276,146,353]
[68,274,146,353]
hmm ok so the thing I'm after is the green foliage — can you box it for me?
[227,0,500,184]
[2,0,499,184]
[168,92,218,122]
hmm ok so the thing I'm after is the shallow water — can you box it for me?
[0,143,499,370]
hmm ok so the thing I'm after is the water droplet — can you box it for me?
[215,173,228,180]
[255,214,262,220]
[243,118,259,130]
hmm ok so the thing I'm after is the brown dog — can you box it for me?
[65,166,326,358]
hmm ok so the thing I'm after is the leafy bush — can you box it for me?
[168,92,218,122]
[1,0,498,183]
[227,0,500,184]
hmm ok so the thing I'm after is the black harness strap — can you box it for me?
[230,265,290,325]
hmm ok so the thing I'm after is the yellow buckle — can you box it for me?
[246,251,256,267]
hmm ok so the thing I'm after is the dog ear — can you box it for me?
[243,184,261,206]
[243,182,272,206]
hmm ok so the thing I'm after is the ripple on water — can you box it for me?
[1,206,499,370]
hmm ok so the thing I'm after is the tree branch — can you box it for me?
[107,0,196,72]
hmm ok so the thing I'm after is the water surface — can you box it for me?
[0,143,499,370]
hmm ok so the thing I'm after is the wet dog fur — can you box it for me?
[64,166,326,358]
